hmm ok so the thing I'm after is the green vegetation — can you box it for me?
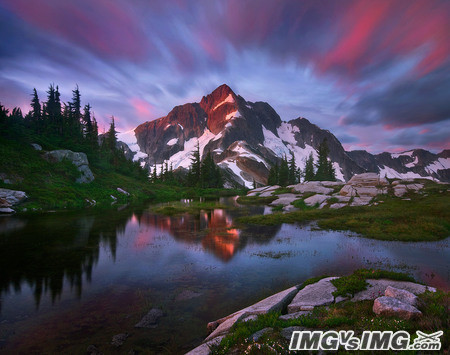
[238,184,450,241]
[211,270,449,354]
[267,153,301,186]
[236,195,277,205]
[291,198,316,210]
[331,268,416,297]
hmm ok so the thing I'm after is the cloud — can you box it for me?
[342,67,450,127]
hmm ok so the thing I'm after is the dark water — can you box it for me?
[0,198,448,353]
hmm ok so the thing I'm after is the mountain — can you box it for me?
[117,84,450,186]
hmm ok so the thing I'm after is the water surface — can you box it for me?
[0,199,448,353]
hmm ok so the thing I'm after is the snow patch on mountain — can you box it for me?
[277,122,299,145]
[378,165,433,180]
[219,159,252,188]
[391,151,414,158]
[231,142,269,167]
[405,156,418,168]
[262,125,290,157]
[212,94,234,111]
[225,110,240,121]
[332,162,345,182]
[167,138,178,146]
[117,129,148,162]
[425,158,450,174]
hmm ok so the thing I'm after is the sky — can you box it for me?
[0,0,449,153]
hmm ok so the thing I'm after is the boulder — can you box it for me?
[303,194,328,207]
[385,286,418,307]
[248,327,273,342]
[280,326,308,341]
[291,182,334,195]
[393,185,408,197]
[352,279,435,302]
[0,188,27,206]
[329,203,347,209]
[205,285,298,341]
[350,196,373,206]
[339,184,357,197]
[117,188,130,196]
[185,335,225,355]
[111,333,128,347]
[0,207,15,214]
[287,277,337,313]
[347,173,388,187]
[43,150,94,183]
[271,194,298,205]
[134,308,164,328]
[373,296,422,320]
[30,143,42,151]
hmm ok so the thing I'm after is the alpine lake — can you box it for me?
[0,197,448,354]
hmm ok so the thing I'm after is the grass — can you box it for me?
[291,199,317,210]
[236,195,277,205]
[210,269,449,354]
[331,268,416,297]
[238,184,450,241]
[0,138,246,211]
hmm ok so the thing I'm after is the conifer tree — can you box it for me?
[267,164,278,186]
[304,153,315,181]
[278,156,289,186]
[314,139,335,181]
[288,153,297,185]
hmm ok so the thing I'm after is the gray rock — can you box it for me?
[348,173,389,186]
[248,327,273,342]
[280,326,308,341]
[43,150,95,183]
[288,277,337,313]
[279,311,311,320]
[186,335,224,355]
[304,194,328,207]
[340,185,357,197]
[394,185,408,197]
[30,143,42,151]
[87,344,103,355]
[350,196,373,206]
[271,193,298,205]
[247,186,271,194]
[205,285,298,341]
[111,333,128,347]
[0,189,27,206]
[335,296,349,303]
[135,308,164,328]
[373,296,422,320]
[241,315,258,322]
[329,203,347,209]
[0,207,15,214]
[352,279,436,302]
[385,286,418,306]
[291,182,334,195]
[117,187,130,196]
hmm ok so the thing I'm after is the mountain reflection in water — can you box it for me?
[0,202,279,309]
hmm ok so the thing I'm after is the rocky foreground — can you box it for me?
[187,277,436,355]
[247,173,432,212]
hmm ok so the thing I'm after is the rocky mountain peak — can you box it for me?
[200,84,239,134]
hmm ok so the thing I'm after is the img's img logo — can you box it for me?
[289,330,443,351]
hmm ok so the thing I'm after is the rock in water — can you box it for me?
[111,333,128,347]
[43,150,95,183]
[373,296,422,320]
[135,308,164,328]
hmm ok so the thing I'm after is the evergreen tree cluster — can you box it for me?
[267,153,301,186]
[0,84,147,180]
[149,144,223,188]
[267,139,336,185]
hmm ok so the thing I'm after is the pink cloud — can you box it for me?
[130,98,153,120]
